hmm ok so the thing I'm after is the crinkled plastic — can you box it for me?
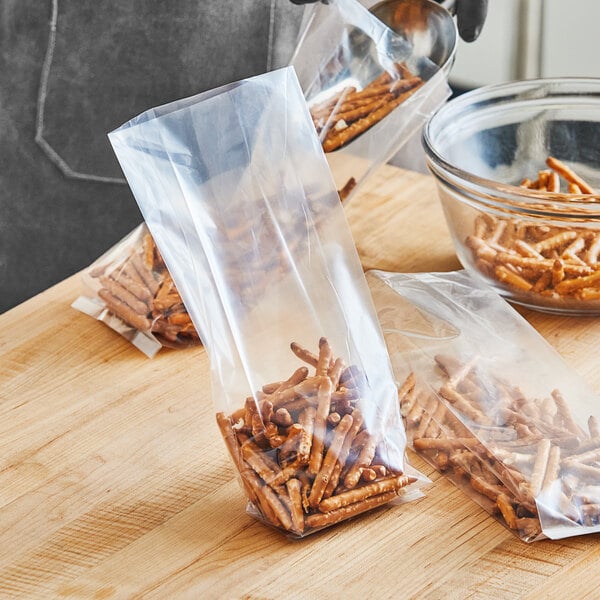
[72,223,200,357]
[108,67,424,537]
[368,268,600,542]
[290,0,451,200]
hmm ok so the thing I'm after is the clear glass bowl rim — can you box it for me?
[422,77,600,218]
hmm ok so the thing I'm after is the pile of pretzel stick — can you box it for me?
[309,62,424,153]
[399,354,600,541]
[465,156,600,305]
[217,337,415,536]
[90,229,200,347]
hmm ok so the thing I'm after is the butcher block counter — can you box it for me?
[2,165,600,599]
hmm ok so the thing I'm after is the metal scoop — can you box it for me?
[369,0,458,77]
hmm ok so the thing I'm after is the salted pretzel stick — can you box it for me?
[245,468,293,530]
[316,337,333,377]
[99,274,149,316]
[546,156,595,194]
[130,253,159,295]
[324,408,364,498]
[413,437,480,451]
[241,439,282,486]
[555,270,600,295]
[332,93,394,125]
[290,342,319,367]
[497,493,517,529]
[286,478,305,534]
[296,405,316,465]
[308,413,354,507]
[322,81,424,152]
[541,445,561,491]
[216,412,263,508]
[494,265,533,292]
[304,490,398,529]
[438,384,491,425]
[529,438,551,497]
[114,269,153,305]
[307,379,333,476]
[586,235,600,264]
[98,289,151,331]
[343,431,379,489]
[263,366,309,395]
[552,389,586,437]
[318,474,414,512]
[328,357,346,389]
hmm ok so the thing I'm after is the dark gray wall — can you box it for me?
[0,0,302,313]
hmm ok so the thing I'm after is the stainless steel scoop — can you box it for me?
[369,0,458,77]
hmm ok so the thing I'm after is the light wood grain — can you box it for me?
[1,165,600,600]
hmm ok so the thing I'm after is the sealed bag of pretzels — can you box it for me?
[72,223,200,357]
[290,0,450,202]
[109,67,424,537]
[367,269,600,541]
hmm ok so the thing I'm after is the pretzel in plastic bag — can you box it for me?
[72,223,200,357]
[368,269,600,542]
[108,67,425,536]
[290,0,451,201]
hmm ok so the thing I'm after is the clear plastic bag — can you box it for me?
[290,0,451,201]
[368,269,600,541]
[108,67,424,537]
[72,223,200,357]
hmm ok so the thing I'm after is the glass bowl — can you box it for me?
[422,78,600,315]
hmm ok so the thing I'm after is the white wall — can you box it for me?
[541,0,600,77]
[449,0,600,89]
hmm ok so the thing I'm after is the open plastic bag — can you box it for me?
[368,269,600,542]
[108,67,424,537]
[290,0,451,201]
[72,223,200,357]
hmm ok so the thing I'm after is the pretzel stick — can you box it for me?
[328,357,346,389]
[99,275,149,315]
[286,478,305,534]
[546,156,595,194]
[343,431,379,490]
[494,265,533,292]
[305,490,399,529]
[307,378,333,476]
[322,81,424,152]
[541,445,561,491]
[529,438,551,497]
[316,337,333,377]
[113,269,153,305]
[296,406,316,465]
[555,270,600,294]
[244,468,292,530]
[98,289,151,331]
[551,389,586,436]
[318,474,414,513]
[130,253,159,295]
[309,413,354,507]
[290,342,318,367]
[324,408,364,498]
[496,493,517,529]
[241,439,282,486]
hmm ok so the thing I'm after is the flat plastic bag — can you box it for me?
[108,67,424,537]
[72,223,200,357]
[367,269,600,541]
[290,0,451,201]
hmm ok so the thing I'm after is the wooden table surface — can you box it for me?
[2,165,600,600]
